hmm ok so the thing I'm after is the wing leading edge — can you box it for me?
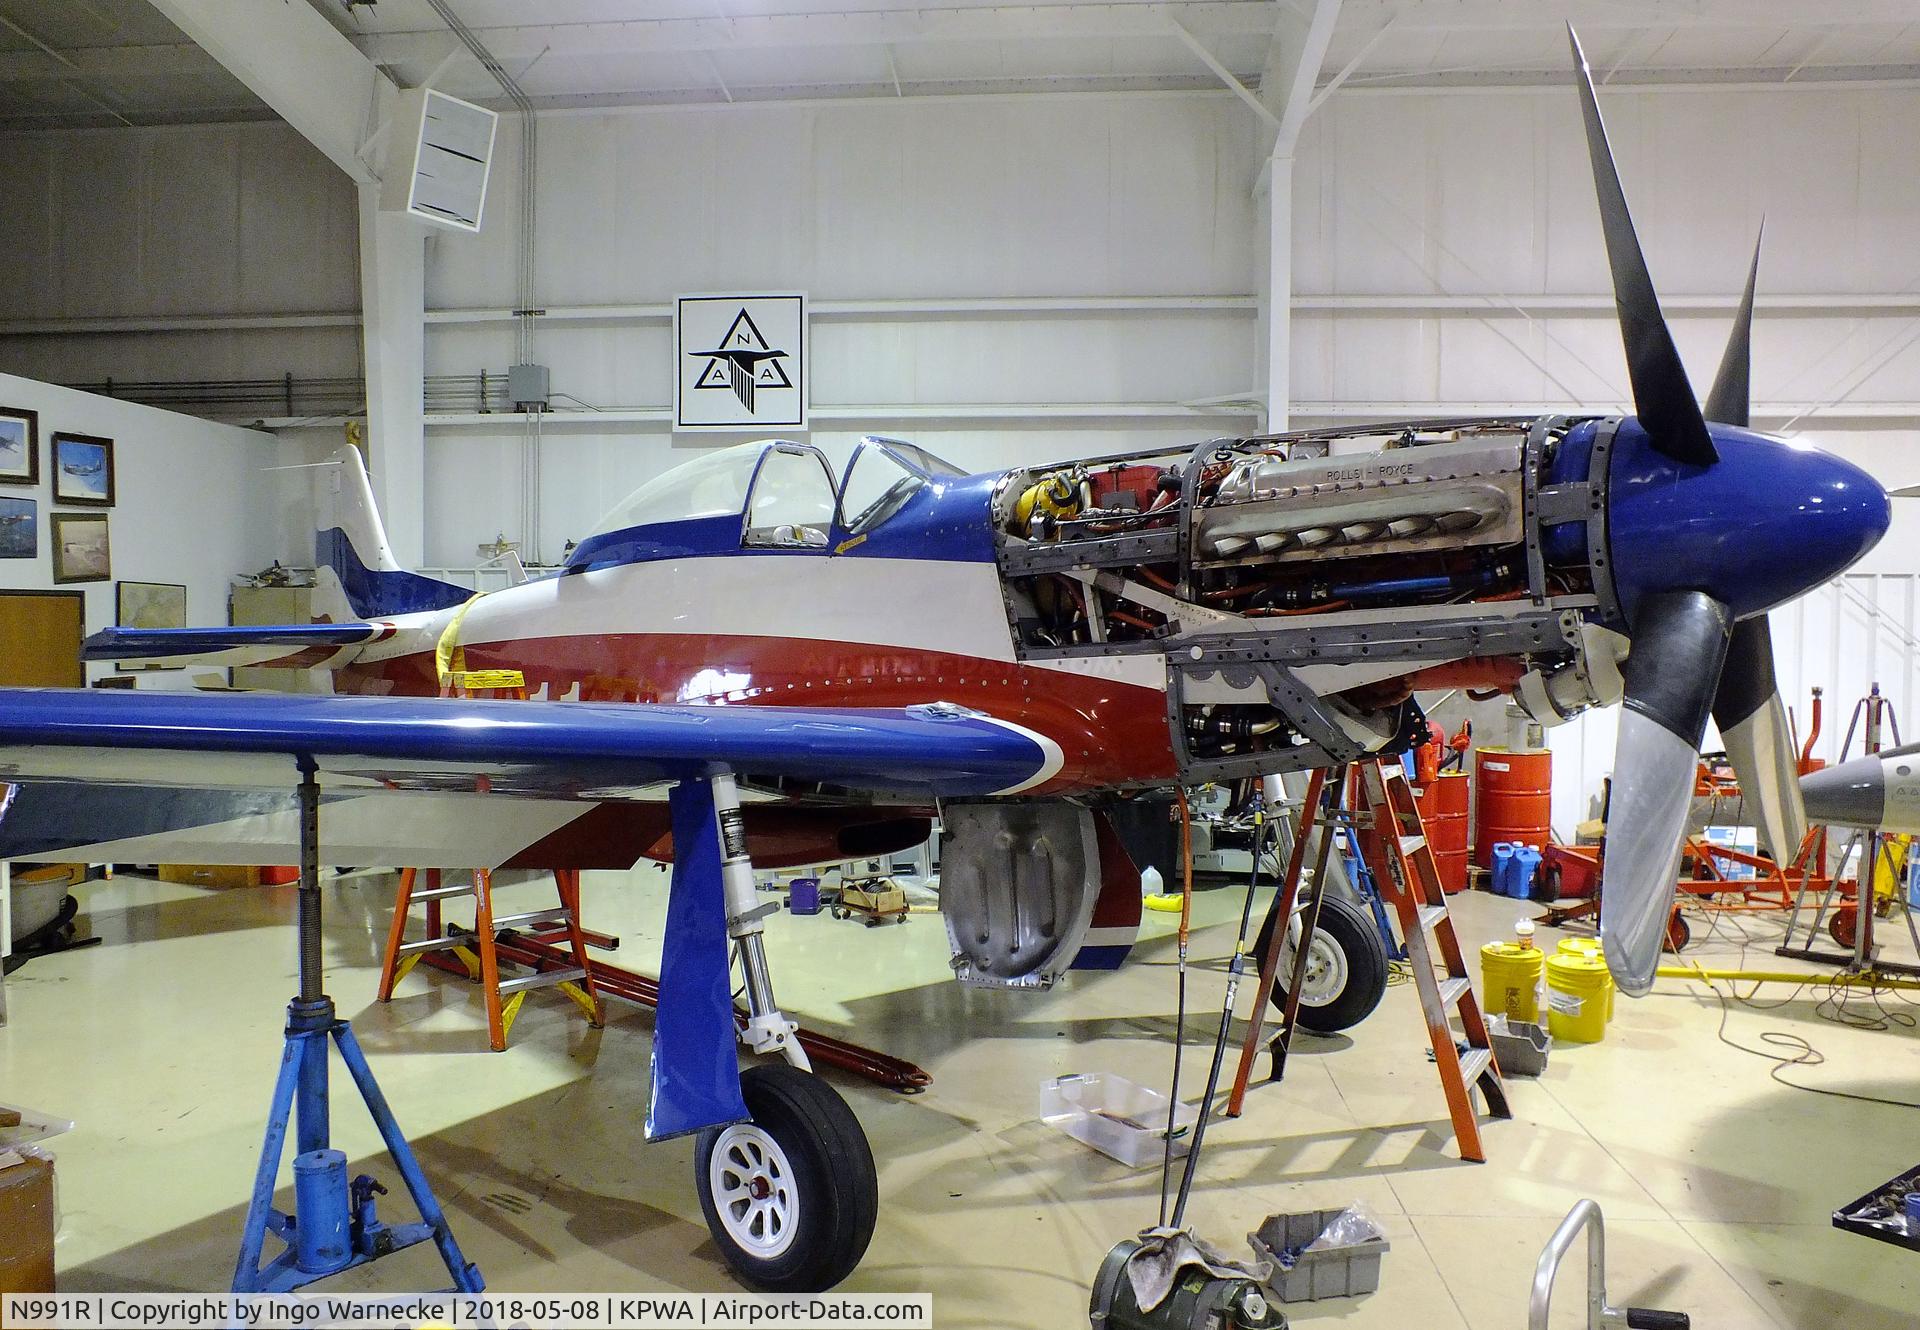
[0,688,1062,803]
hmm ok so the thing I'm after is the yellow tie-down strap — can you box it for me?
[434,594,519,693]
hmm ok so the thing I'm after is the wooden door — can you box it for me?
[0,591,83,687]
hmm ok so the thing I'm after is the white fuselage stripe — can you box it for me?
[448,555,1168,692]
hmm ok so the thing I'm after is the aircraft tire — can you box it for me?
[696,1063,878,1292]
[1256,894,1390,1034]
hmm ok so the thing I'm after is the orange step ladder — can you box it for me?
[377,865,603,1051]
[1231,758,1510,1162]
[376,666,604,1051]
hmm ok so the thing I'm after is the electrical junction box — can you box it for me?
[507,364,550,411]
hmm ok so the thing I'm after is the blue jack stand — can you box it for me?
[1334,784,1406,963]
[233,766,484,1295]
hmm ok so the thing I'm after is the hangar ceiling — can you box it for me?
[2,0,1919,130]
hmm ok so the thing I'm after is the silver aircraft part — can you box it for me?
[939,800,1100,989]
[1513,624,1626,727]
[1195,432,1527,565]
[1801,744,1920,832]
[711,773,808,1068]
[1717,691,1807,859]
[1598,711,1694,996]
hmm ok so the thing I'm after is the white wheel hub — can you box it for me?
[709,1123,799,1260]
[1282,915,1349,1007]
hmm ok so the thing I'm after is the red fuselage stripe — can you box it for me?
[339,632,1176,792]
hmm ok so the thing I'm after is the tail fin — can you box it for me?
[313,444,471,621]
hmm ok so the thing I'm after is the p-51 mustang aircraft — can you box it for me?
[0,30,1892,1292]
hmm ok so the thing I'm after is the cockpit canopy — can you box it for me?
[565,437,967,571]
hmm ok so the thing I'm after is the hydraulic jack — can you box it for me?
[233,763,483,1294]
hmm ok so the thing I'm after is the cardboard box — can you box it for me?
[0,1153,55,1295]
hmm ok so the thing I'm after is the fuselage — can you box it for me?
[321,420,1885,810]
[334,503,1177,795]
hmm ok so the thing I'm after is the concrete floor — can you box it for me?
[2,866,1918,1327]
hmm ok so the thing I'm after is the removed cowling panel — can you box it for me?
[939,801,1100,989]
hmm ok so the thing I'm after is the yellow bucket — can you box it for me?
[1546,953,1612,1043]
[1555,938,1615,1020]
[1480,941,1544,1023]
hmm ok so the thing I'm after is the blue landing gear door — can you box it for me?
[647,777,751,1140]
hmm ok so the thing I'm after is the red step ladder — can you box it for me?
[1231,758,1510,1162]
[376,668,604,1051]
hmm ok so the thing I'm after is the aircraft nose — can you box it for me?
[1800,758,1886,828]
[1745,437,1890,606]
[1604,421,1890,622]
[1803,745,1920,833]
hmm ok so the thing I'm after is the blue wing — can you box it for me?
[0,687,1057,802]
[0,689,1057,870]
[0,687,1058,1141]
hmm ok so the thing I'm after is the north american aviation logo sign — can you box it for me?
[692,308,790,412]
[674,294,807,430]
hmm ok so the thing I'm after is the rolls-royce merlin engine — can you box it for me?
[1194,433,1523,566]
[992,417,1623,782]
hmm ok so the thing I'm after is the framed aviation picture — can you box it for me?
[0,407,38,485]
[51,511,110,583]
[116,580,188,671]
[0,496,34,558]
[52,432,115,507]
[674,293,807,431]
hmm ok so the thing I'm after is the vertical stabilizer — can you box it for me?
[313,444,471,620]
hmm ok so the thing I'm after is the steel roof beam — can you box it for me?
[146,0,397,183]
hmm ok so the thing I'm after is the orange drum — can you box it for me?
[1475,747,1553,868]
[1419,770,1472,893]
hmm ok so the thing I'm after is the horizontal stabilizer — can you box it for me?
[81,623,392,671]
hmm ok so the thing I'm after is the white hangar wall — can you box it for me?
[0,123,362,388]
[0,372,289,687]
[1287,81,1920,579]
[419,92,1266,565]
[1291,83,1920,422]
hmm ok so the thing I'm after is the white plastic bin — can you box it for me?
[1039,1073,1196,1168]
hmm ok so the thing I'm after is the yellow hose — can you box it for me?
[1656,965,1920,991]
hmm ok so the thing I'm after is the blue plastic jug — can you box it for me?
[789,876,821,915]
[1490,842,1517,897]
[1513,845,1543,900]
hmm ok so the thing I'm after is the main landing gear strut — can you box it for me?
[683,774,879,1292]
[234,763,482,1294]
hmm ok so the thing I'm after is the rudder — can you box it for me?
[313,443,470,620]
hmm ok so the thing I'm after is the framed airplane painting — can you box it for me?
[52,432,114,507]
[0,407,37,486]
[51,511,110,583]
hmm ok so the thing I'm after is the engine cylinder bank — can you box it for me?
[1196,433,1527,567]
[991,417,1609,782]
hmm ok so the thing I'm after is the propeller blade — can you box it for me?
[1567,25,1718,466]
[1710,615,1807,861]
[1890,484,1920,498]
[1703,221,1763,427]
[1600,590,1732,994]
